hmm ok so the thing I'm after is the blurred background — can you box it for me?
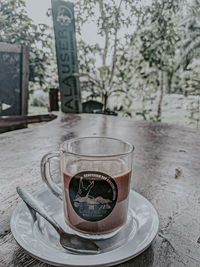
[0,0,200,128]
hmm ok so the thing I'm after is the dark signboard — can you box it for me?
[51,0,82,113]
[0,52,21,115]
[0,43,29,116]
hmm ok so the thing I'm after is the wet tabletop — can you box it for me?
[0,113,200,267]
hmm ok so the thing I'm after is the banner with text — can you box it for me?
[51,0,82,113]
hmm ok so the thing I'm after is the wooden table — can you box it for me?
[1,113,200,267]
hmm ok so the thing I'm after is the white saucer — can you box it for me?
[11,188,159,266]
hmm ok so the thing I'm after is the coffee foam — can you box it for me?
[61,158,129,178]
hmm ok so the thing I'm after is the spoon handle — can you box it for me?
[16,186,61,233]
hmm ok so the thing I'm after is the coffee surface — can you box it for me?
[62,159,131,234]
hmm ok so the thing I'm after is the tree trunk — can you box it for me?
[167,71,173,94]
[102,93,108,110]
[157,71,164,121]
[197,95,200,129]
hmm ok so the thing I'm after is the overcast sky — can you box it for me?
[26,0,52,24]
[26,0,103,45]
[25,0,152,65]
[26,0,152,24]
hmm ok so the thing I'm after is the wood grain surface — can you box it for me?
[0,113,200,267]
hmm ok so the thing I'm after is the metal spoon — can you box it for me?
[16,186,100,254]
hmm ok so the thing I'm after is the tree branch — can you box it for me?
[107,88,126,97]
[98,0,109,66]
[73,72,102,89]
[98,0,109,92]
[108,0,123,90]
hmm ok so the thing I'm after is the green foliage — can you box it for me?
[119,0,181,121]
[139,0,180,71]
[186,96,200,128]
[122,0,200,123]
[174,0,200,127]
[31,96,47,107]
[75,0,200,125]
[0,0,57,91]
[75,0,139,109]
[177,0,200,71]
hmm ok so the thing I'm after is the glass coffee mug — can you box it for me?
[41,137,134,239]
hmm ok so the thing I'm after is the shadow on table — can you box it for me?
[115,245,154,267]
[0,114,57,134]
[13,245,154,267]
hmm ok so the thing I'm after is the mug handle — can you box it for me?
[40,152,63,200]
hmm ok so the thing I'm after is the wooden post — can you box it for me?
[51,0,82,113]
[48,88,59,111]
[21,46,29,115]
